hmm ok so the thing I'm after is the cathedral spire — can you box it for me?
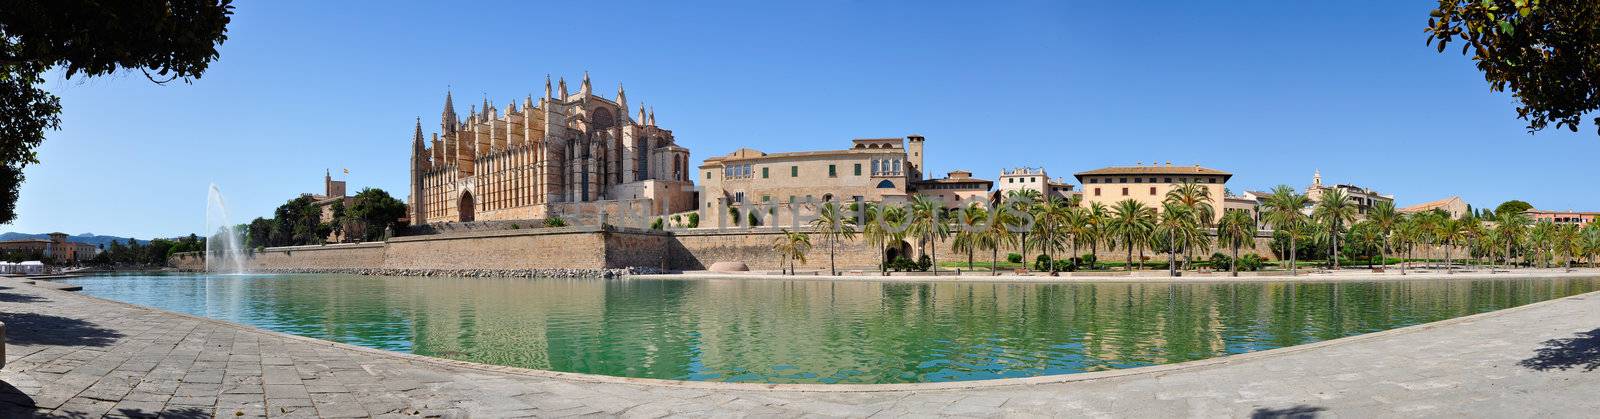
[544,75,553,100]
[648,106,656,126]
[524,94,533,110]
[638,102,646,124]
[441,89,457,134]
[580,71,592,95]
[558,77,568,99]
[616,83,626,108]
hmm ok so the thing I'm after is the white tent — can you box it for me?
[18,261,44,275]
[0,261,13,274]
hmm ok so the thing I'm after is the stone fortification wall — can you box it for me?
[245,243,387,270]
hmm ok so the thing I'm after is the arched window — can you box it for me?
[876,180,895,189]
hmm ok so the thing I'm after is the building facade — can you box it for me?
[697,136,925,223]
[1303,170,1394,219]
[410,73,695,225]
[1074,163,1231,223]
[1401,196,1469,219]
[1526,209,1598,227]
[995,167,1076,202]
[0,232,99,263]
[912,170,993,209]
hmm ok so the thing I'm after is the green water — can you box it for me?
[64,273,1600,384]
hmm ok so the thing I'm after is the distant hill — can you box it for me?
[0,232,152,248]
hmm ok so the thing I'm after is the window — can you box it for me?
[791,166,798,177]
[705,171,711,179]
[734,192,745,202]
[1122,187,1129,196]
[1119,177,1127,183]
[1149,187,1156,195]
[1134,177,1143,183]
[1094,187,1101,196]
[893,160,901,173]
[854,163,861,176]
[762,195,771,202]
[762,167,769,178]
[1148,177,1156,183]
[872,160,880,174]
[829,164,837,178]
[788,195,796,203]
[1164,177,1172,183]
[877,180,896,189]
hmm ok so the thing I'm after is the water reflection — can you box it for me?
[66,274,1600,384]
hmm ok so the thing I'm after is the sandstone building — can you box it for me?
[995,167,1077,202]
[0,232,99,263]
[409,73,695,225]
[1075,163,1231,223]
[697,136,925,222]
[912,170,993,209]
[1304,170,1394,219]
[1401,196,1469,219]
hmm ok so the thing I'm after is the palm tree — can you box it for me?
[1108,199,1156,271]
[1312,188,1358,270]
[950,203,987,270]
[979,203,1019,275]
[1367,201,1400,269]
[1084,201,1110,270]
[1436,217,1467,274]
[809,202,857,275]
[1156,201,1197,276]
[1580,224,1600,268]
[1393,216,1420,275]
[1493,210,1529,271]
[858,202,892,275]
[1217,209,1257,277]
[1030,196,1072,275]
[1165,182,1215,270]
[908,195,949,275]
[1005,189,1041,268]
[1530,220,1556,268]
[1554,223,1581,272]
[1062,206,1092,271]
[1348,221,1383,268]
[1262,185,1311,275]
[771,229,812,275]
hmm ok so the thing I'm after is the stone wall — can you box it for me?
[245,243,387,270]
[168,252,206,271]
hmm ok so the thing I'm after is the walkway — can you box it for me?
[1,277,1598,418]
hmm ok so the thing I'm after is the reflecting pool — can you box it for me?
[64,273,1600,384]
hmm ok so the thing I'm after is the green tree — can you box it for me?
[770,229,811,275]
[809,202,857,275]
[1084,201,1110,270]
[345,188,407,241]
[1156,201,1197,277]
[977,202,1019,275]
[1367,201,1401,269]
[1108,199,1156,271]
[1427,1,1600,136]
[1312,188,1358,270]
[908,196,949,276]
[1553,223,1581,272]
[0,1,234,224]
[950,203,987,270]
[1437,216,1468,273]
[1005,189,1041,267]
[1493,210,1530,270]
[1495,200,1534,216]
[1216,208,1258,277]
[1029,196,1071,275]
[1262,185,1311,275]
[1164,182,1215,269]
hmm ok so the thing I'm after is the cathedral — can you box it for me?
[409,73,695,224]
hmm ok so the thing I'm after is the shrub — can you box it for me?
[1034,254,1053,271]
[1239,254,1264,271]
[544,217,567,228]
[1057,258,1077,272]
[887,256,918,272]
[1079,253,1097,268]
[1209,252,1231,269]
[687,213,700,228]
[509,223,520,229]
[916,255,932,272]
[1007,253,1023,264]
[650,218,664,230]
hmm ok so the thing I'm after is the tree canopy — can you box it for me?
[1428,0,1600,136]
[1495,199,1534,215]
[0,1,233,224]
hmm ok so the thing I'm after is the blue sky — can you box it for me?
[13,0,1598,238]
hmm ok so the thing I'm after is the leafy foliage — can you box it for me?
[1427,1,1600,135]
[0,1,233,224]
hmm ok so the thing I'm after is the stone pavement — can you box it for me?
[1,277,1598,418]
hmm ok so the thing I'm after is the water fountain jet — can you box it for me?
[205,183,248,274]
